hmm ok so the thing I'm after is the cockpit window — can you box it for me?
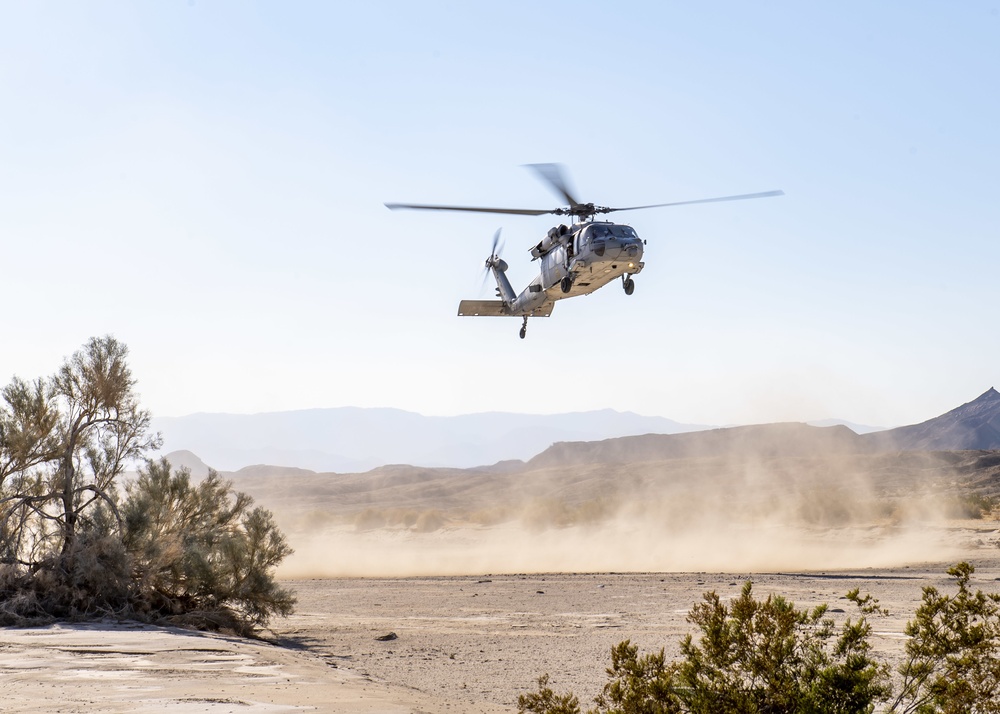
[609,225,638,239]
[589,225,613,240]
[587,224,637,241]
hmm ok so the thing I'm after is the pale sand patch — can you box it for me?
[0,621,463,714]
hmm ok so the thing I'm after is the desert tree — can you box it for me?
[0,336,160,619]
[1,336,159,566]
[123,459,295,635]
[50,335,160,555]
[1,337,294,633]
[0,375,60,566]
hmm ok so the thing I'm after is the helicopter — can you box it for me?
[386,164,783,339]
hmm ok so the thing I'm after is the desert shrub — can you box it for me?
[593,641,680,714]
[574,498,618,527]
[522,498,615,531]
[123,459,295,636]
[520,582,889,714]
[677,584,890,713]
[944,493,997,520]
[521,498,574,531]
[519,674,582,714]
[380,508,420,528]
[795,488,861,526]
[0,506,132,624]
[467,505,512,527]
[889,562,1000,713]
[300,509,338,530]
[520,564,1000,714]
[414,509,446,532]
[354,508,386,531]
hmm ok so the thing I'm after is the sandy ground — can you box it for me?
[3,524,1000,713]
[278,552,1000,712]
[0,621,443,713]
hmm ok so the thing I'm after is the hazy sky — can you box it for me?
[1,2,998,427]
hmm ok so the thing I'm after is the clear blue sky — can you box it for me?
[1,2,997,427]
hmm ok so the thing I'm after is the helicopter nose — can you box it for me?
[626,244,640,258]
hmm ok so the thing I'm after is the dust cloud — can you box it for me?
[279,521,959,579]
[262,451,984,579]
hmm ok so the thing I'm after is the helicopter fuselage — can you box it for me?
[498,221,644,315]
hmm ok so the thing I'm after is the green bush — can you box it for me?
[889,562,1000,713]
[520,563,1000,714]
[123,459,295,635]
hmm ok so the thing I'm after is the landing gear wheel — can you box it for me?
[560,276,572,294]
[519,316,528,339]
[519,326,526,339]
[623,277,635,295]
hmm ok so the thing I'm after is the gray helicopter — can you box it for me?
[386,164,783,339]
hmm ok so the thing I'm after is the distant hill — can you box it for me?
[527,422,863,469]
[806,418,886,434]
[527,389,1000,468]
[222,426,1000,538]
[153,389,999,474]
[152,408,711,472]
[863,388,1000,452]
[162,450,211,478]
[170,391,1000,540]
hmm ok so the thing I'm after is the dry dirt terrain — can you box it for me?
[6,436,1000,712]
[3,525,1000,713]
[275,530,1000,713]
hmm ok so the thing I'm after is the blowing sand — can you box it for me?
[4,521,1000,713]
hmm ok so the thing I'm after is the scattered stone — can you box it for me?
[375,632,398,641]
[536,590,545,595]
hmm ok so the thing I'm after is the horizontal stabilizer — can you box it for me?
[458,300,554,317]
[458,300,510,317]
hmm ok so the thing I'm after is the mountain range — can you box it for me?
[865,387,1000,452]
[154,388,1000,545]
[152,408,711,472]
[154,388,1000,475]
[527,388,1000,468]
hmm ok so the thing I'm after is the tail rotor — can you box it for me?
[489,227,505,262]
[480,227,507,291]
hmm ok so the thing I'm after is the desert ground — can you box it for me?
[5,440,1000,712]
[4,521,1000,713]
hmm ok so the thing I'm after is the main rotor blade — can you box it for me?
[524,163,582,209]
[385,202,555,216]
[607,190,785,213]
